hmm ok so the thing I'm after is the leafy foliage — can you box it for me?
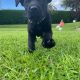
[62,0,80,11]
[61,0,80,20]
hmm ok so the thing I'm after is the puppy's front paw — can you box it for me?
[42,39,56,48]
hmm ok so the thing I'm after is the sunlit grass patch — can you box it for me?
[0,23,80,80]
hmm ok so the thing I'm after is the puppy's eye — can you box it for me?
[24,0,31,5]
[26,0,31,2]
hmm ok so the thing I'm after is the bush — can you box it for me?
[0,10,79,24]
[0,10,27,24]
[51,11,75,23]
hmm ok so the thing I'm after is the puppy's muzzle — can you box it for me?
[29,5,42,21]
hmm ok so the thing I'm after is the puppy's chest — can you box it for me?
[34,25,44,36]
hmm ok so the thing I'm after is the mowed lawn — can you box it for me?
[0,22,80,80]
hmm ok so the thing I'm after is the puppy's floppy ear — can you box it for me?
[47,0,52,3]
[15,0,24,7]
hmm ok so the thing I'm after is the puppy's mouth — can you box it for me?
[28,17,46,24]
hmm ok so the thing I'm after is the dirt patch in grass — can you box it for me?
[75,27,80,31]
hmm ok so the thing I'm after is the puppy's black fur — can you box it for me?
[15,0,55,52]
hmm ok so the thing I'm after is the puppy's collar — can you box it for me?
[37,17,45,24]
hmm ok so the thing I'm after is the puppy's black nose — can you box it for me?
[30,6,38,14]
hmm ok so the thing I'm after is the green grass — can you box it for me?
[0,22,80,80]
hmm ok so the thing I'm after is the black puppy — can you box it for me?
[15,0,55,52]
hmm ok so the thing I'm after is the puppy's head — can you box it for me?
[15,0,52,23]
